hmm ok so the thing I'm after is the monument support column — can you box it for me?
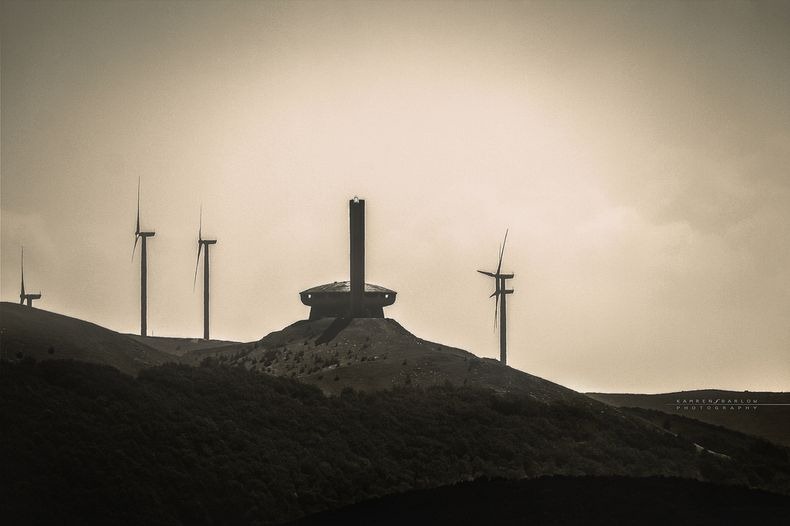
[349,198,365,317]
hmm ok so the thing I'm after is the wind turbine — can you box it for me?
[19,247,42,307]
[132,178,156,336]
[193,205,217,340]
[477,229,514,365]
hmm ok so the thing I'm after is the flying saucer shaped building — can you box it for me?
[300,281,396,319]
[300,198,397,320]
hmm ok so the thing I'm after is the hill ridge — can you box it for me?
[184,316,587,404]
[0,302,172,375]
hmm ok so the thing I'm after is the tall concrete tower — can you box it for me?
[349,197,365,317]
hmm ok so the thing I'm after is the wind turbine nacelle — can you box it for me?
[202,239,217,245]
[503,289,514,294]
[499,273,515,279]
[140,231,156,237]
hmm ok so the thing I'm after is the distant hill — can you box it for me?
[291,476,790,526]
[127,334,240,357]
[184,317,584,404]
[0,302,173,375]
[588,391,790,447]
[2,360,789,524]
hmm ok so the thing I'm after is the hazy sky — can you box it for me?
[2,0,789,393]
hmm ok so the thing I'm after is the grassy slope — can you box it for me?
[185,317,585,404]
[0,302,173,375]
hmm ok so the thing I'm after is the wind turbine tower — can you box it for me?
[132,179,156,336]
[477,230,514,365]
[193,206,217,340]
[19,247,42,307]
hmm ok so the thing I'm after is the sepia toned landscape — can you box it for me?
[2,1,789,524]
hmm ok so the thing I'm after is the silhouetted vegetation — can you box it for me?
[1,359,789,524]
[291,476,790,526]
[623,407,790,488]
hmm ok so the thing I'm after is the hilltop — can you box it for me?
[0,302,173,375]
[0,302,243,375]
[183,317,584,404]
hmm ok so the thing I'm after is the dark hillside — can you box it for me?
[2,360,789,524]
[623,407,790,481]
[588,391,790,447]
[291,476,790,526]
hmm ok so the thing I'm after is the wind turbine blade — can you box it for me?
[477,270,496,277]
[496,229,508,275]
[199,204,203,242]
[20,246,25,300]
[132,235,139,262]
[193,243,203,291]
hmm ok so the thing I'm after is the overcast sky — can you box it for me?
[2,0,789,393]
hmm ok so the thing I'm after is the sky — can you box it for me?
[2,0,789,393]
